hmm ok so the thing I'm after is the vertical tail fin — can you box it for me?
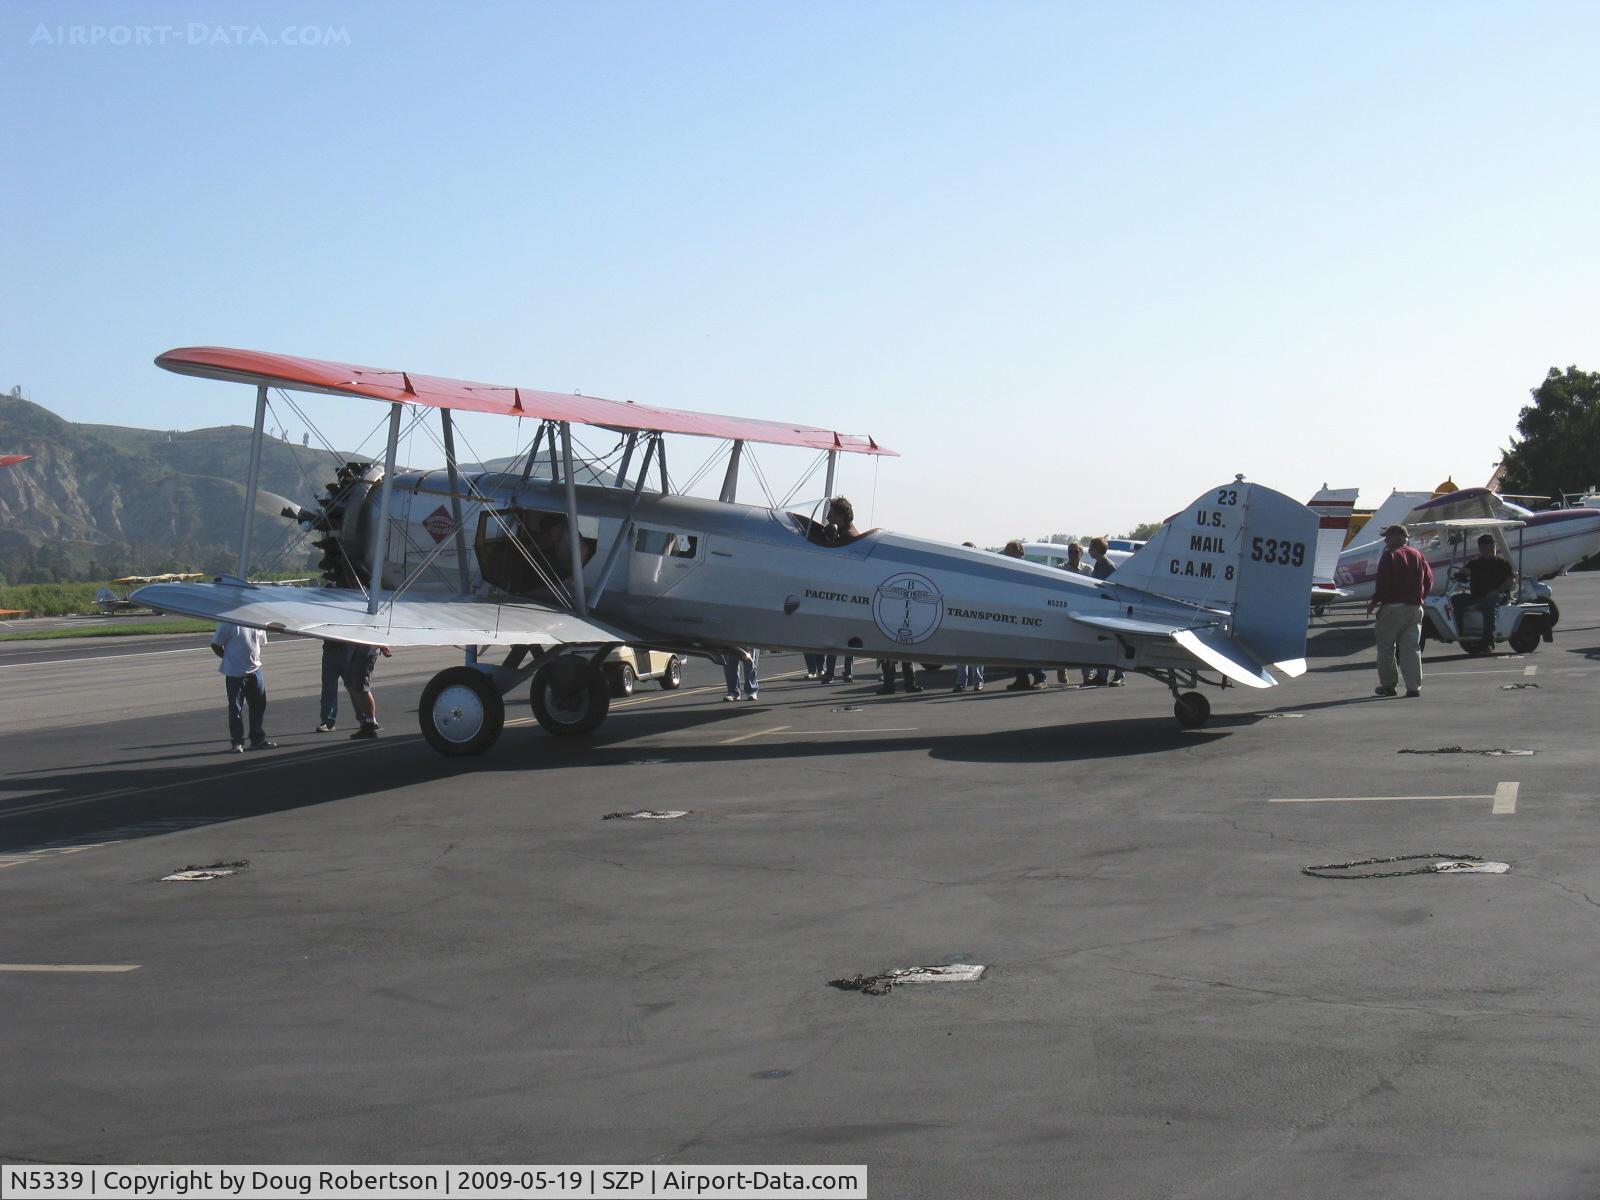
[1307,486,1358,587]
[1114,478,1319,669]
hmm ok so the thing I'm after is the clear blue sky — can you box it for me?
[5,1,1598,542]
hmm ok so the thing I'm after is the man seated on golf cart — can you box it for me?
[1453,533,1515,640]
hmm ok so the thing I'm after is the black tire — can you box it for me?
[1548,600,1560,626]
[605,662,637,698]
[1174,691,1210,728]
[530,659,611,736]
[658,655,684,690]
[1508,626,1542,654]
[419,666,505,757]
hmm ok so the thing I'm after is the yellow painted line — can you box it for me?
[720,725,790,745]
[1493,781,1519,815]
[1524,665,1538,677]
[0,963,141,973]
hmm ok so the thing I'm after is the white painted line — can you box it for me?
[1270,794,1493,804]
[0,963,140,973]
[1271,783,1519,815]
[0,644,214,669]
[720,725,790,745]
[1524,665,1538,677]
[1493,781,1519,815]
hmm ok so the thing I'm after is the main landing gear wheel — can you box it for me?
[531,659,612,736]
[658,655,684,690]
[419,667,505,757]
[1174,691,1211,728]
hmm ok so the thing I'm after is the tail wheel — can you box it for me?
[605,662,637,697]
[658,655,684,690]
[419,667,505,757]
[531,659,611,736]
[1174,691,1211,728]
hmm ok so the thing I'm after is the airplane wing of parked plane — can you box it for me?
[133,579,634,648]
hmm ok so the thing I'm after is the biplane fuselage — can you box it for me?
[358,471,1211,674]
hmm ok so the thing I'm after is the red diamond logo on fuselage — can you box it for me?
[421,505,455,543]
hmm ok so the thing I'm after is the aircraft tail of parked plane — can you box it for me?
[1112,478,1316,681]
[1307,486,1358,593]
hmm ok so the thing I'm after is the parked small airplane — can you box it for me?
[1326,487,1600,620]
[135,346,1318,756]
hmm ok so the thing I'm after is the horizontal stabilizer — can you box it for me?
[1067,613,1198,640]
[131,581,631,648]
[1172,628,1276,689]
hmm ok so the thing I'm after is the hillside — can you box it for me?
[0,395,359,583]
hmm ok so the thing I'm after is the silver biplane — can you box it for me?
[136,347,1319,756]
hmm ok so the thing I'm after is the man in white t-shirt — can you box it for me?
[211,622,278,753]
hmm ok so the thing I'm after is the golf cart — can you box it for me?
[1417,519,1555,655]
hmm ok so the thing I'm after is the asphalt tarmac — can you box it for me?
[4,580,1600,1199]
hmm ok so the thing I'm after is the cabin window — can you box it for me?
[476,508,594,596]
[634,528,699,559]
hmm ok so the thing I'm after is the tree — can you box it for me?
[1124,521,1164,541]
[1499,366,1600,501]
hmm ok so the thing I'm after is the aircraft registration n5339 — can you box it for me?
[136,346,1317,757]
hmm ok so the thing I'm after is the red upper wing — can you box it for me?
[156,347,895,457]
[0,454,30,469]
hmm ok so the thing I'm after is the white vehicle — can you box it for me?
[1417,519,1555,655]
[137,346,1320,755]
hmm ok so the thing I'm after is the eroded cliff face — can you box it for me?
[0,396,352,570]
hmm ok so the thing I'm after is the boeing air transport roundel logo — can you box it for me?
[421,505,455,543]
[873,572,943,645]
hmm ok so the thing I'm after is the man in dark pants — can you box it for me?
[1001,540,1047,690]
[343,643,393,738]
[1087,537,1125,686]
[877,660,922,694]
[1456,534,1514,644]
[317,639,349,732]
[211,621,277,753]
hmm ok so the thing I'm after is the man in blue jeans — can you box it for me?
[723,648,760,700]
[317,639,349,732]
[211,621,277,753]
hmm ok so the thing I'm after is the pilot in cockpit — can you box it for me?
[823,495,860,545]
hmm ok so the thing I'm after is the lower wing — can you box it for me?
[132,581,634,648]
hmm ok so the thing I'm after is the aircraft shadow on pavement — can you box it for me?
[0,706,1247,852]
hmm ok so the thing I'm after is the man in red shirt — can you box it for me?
[1366,524,1435,697]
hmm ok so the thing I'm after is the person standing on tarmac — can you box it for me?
[1087,538,1125,686]
[1367,523,1434,698]
[1002,540,1047,690]
[211,621,277,753]
[343,642,393,738]
[317,639,349,732]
